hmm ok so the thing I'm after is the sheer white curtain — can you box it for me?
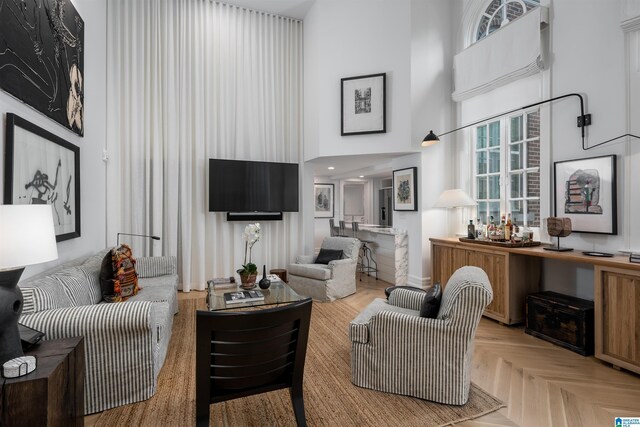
[106,0,304,291]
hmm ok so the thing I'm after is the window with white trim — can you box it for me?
[475,0,540,44]
[474,109,540,228]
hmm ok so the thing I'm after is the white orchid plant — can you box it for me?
[237,223,261,276]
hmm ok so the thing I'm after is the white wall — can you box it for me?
[0,0,107,277]
[303,0,413,161]
[625,12,640,253]
[303,0,457,286]
[543,0,630,299]
[451,0,635,299]
[412,0,457,286]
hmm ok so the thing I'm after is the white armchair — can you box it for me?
[349,266,493,405]
[288,237,361,302]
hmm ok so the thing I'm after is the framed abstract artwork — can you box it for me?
[0,0,85,136]
[314,183,334,218]
[341,73,386,136]
[4,113,81,241]
[393,167,418,211]
[554,155,616,235]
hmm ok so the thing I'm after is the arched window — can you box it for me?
[475,0,540,43]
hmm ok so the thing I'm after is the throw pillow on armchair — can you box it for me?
[100,244,140,302]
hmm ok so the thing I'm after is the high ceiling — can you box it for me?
[308,153,409,180]
[219,0,414,180]
[219,0,314,19]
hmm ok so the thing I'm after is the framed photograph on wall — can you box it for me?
[341,73,386,136]
[4,113,81,241]
[393,167,418,211]
[314,183,334,218]
[554,155,616,234]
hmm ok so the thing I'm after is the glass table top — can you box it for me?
[206,280,305,311]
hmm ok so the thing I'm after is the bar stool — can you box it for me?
[352,222,378,281]
[329,219,337,236]
[337,220,349,237]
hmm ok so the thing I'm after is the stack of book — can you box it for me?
[207,277,236,290]
[224,290,265,304]
[630,253,640,264]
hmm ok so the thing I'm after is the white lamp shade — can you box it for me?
[433,189,477,208]
[0,205,58,270]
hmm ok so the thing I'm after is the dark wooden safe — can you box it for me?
[525,291,594,356]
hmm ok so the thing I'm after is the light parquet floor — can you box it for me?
[347,275,640,427]
[86,274,640,426]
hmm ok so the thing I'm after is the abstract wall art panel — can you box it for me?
[0,0,84,136]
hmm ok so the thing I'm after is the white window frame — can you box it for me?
[474,0,541,44]
[472,107,541,230]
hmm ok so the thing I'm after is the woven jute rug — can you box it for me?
[95,297,504,426]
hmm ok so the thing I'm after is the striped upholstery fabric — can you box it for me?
[78,265,104,304]
[350,266,493,405]
[388,288,428,311]
[17,249,178,414]
[136,256,177,279]
[20,301,162,414]
[52,267,96,307]
[20,276,73,315]
[349,322,369,344]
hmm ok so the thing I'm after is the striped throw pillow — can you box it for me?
[20,276,73,315]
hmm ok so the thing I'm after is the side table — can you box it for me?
[1,336,85,427]
[270,268,287,283]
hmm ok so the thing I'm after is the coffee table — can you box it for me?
[206,278,305,311]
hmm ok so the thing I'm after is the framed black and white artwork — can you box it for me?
[4,113,81,241]
[314,183,334,218]
[554,155,616,235]
[0,0,85,136]
[341,73,386,136]
[393,167,418,211]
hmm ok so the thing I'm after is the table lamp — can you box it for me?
[433,189,477,236]
[0,205,58,365]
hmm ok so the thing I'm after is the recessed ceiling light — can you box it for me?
[327,166,335,170]
[359,175,364,178]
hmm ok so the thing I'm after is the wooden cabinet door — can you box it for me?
[598,270,640,369]
[467,250,506,321]
[431,244,466,288]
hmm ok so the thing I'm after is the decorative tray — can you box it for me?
[458,237,541,248]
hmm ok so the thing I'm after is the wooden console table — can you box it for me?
[1,337,85,426]
[430,237,640,374]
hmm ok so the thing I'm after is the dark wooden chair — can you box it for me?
[195,298,313,427]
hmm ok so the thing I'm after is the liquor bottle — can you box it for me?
[500,215,506,240]
[476,218,483,239]
[505,214,511,241]
[488,215,495,239]
[467,220,476,239]
[506,213,513,234]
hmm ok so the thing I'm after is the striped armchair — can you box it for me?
[349,266,493,405]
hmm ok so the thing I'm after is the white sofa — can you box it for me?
[288,237,361,302]
[18,249,178,414]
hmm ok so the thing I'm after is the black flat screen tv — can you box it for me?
[209,159,299,213]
